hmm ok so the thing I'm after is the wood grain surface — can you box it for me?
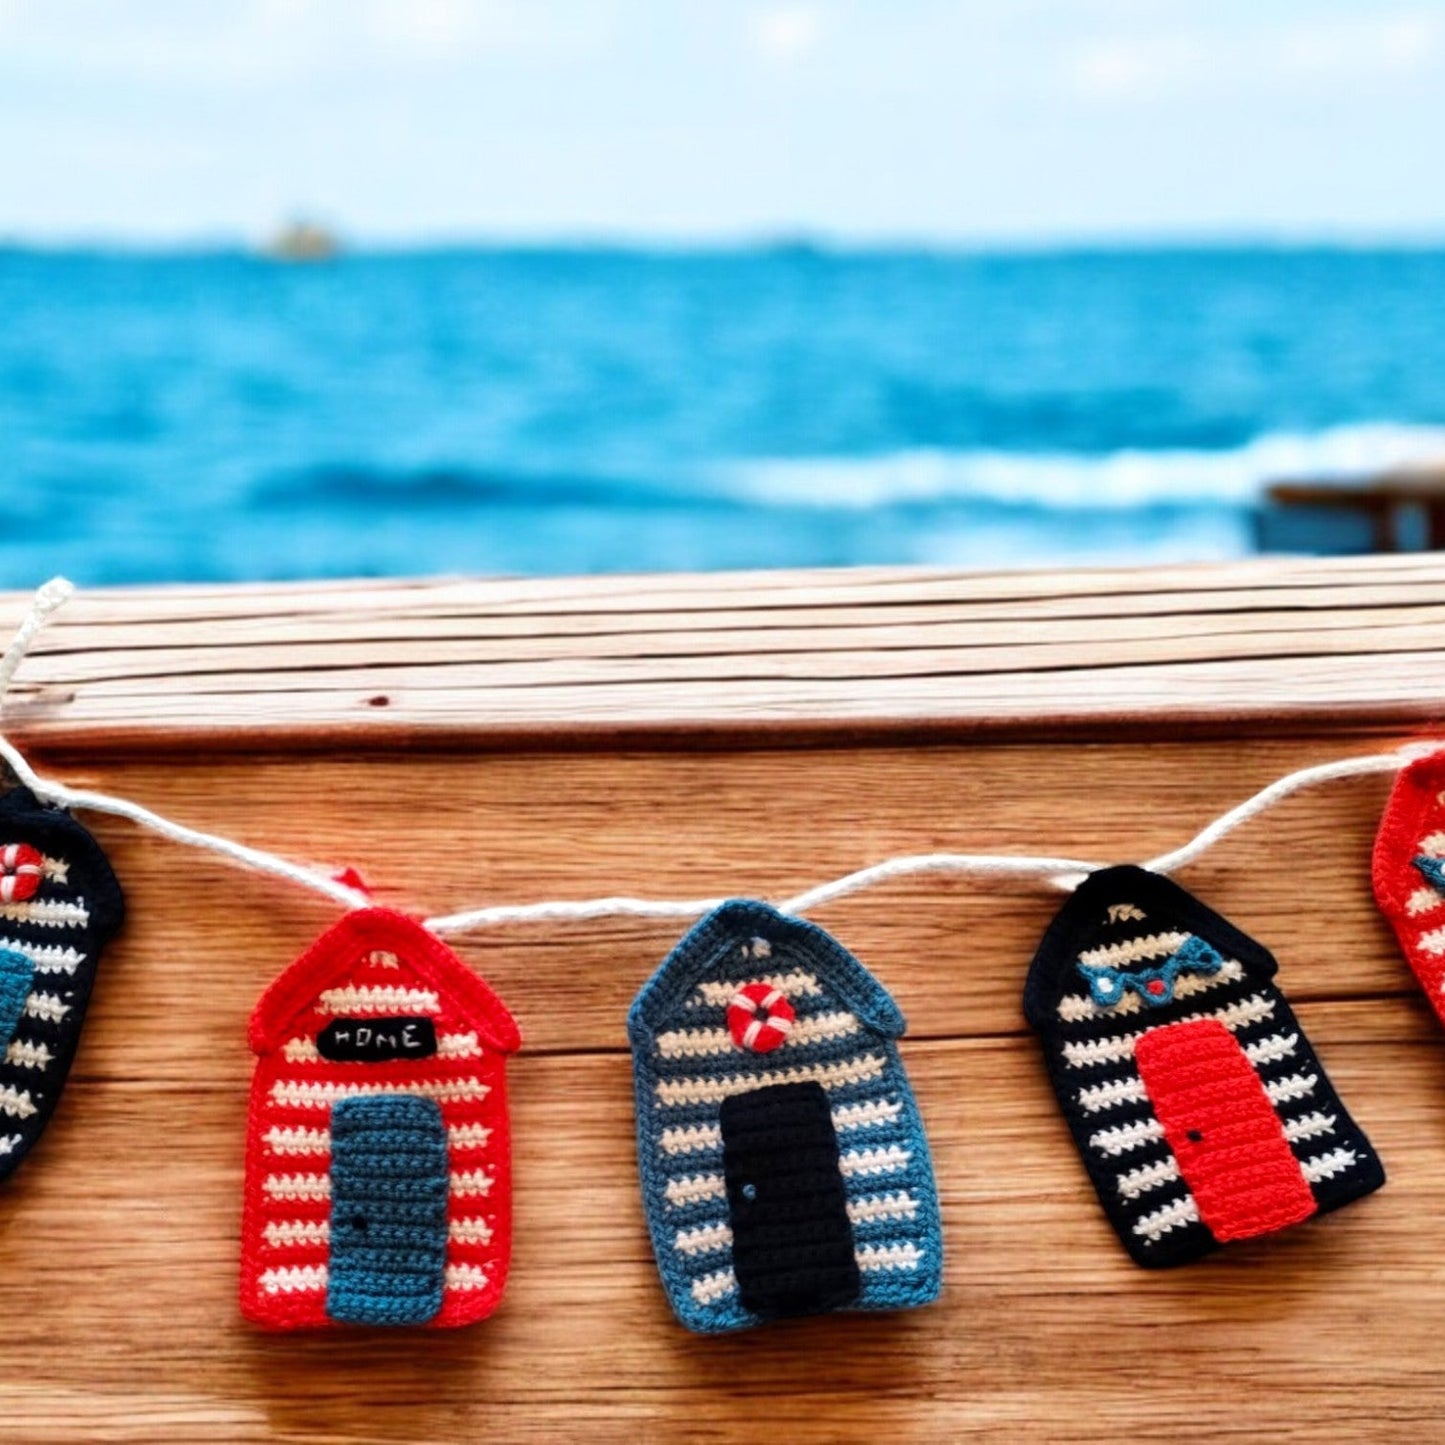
[1,560,1443,1442]
[7,554,1445,747]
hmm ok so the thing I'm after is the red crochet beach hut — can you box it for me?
[240,908,521,1329]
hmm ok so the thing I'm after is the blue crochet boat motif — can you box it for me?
[1076,933,1225,1010]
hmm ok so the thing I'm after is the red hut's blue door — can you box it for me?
[326,1094,450,1326]
[1135,1018,1316,1242]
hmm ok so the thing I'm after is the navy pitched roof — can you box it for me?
[1022,864,1279,1029]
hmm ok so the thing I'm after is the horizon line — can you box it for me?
[6,226,1445,258]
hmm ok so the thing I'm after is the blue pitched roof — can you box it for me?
[628,898,907,1043]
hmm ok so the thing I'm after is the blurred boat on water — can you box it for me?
[263,221,340,262]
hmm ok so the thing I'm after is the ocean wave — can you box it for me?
[712,423,1445,511]
[248,465,733,512]
[249,422,1445,520]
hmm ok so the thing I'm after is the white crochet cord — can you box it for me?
[422,853,1111,935]
[0,580,372,915]
[0,578,1432,936]
[1140,748,1435,877]
[0,576,73,700]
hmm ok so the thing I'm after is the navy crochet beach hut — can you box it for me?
[628,900,943,1334]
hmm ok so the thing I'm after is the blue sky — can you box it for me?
[3,0,1444,244]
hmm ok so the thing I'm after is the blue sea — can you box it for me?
[4,245,1445,585]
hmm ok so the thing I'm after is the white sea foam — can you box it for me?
[714,423,1445,512]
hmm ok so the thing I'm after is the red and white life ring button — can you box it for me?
[0,843,43,904]
[727,981,796,1053]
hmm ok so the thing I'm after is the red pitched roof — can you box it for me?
[248,908,521,1056]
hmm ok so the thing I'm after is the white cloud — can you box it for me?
[0,0,597,86]
[753,5,824,64]
[1282,12,1443,78]
[1379,13,1443,69]
[1069,34,1205,101]
[358,0,549,59]
[3,0,1445,241]
[1069,10,1445,106]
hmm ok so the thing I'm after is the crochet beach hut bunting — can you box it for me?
[629,900,943,1334]
[240,908,521,1329]
[0,786,124,1182]
[1024,866,1383,1267]
[1372,751,1445,1027]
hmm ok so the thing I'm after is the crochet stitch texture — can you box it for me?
[0,786,125,1184]
[240,908,521,1329]
[1025,865,1384,1267]
[720,1081,860,1316]
[1373,752,1445,1029]
[629,899,943,1333]
[326,1094,451,1326]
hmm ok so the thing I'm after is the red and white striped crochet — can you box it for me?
[239,908,521,1329]
[726,980,796,1053]
[0,842,43,904]
[1374,752,1445,1028]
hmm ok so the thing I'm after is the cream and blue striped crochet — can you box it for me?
[628,900,943,1334]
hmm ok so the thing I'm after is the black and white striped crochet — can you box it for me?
[1024,866,1384,1267]
[0,787,124,1182]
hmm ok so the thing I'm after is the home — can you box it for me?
[240,907,521,1328]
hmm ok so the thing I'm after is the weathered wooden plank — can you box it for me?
[18,579,1445,650]
[6,657,1445,748]
[17,606,1445,692]
[6,556,1445,745]
[14,550,1445,615]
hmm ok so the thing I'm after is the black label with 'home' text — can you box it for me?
[316,1016,438,1063]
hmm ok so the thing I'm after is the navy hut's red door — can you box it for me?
[1135,1019,1315,1242]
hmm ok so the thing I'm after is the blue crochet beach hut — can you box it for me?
[628,900,943,1333]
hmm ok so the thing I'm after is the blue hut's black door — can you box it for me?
[325,1094,451,1326]
[720,1081,859,1317]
